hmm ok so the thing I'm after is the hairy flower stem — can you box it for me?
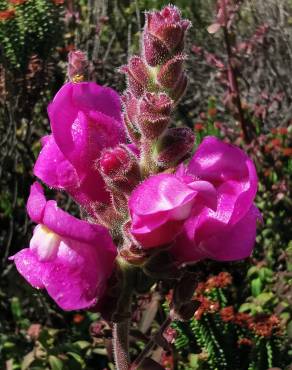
[113,320,130,370]
[140,140,159,178]
[130,316,172,370]
[112,259,137,369]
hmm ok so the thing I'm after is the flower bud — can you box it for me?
[170,73,188,102]
[122,91,139,123]
[120,56,150,97]
[138,92,173,139]
[122,113,141,145]
[68,50,88,82]
[154,127,195,167]
[122,92,141,144]
[99,145,141,193]
[143,5,191,66]
[143,33,170,67]
[157,54,186,89]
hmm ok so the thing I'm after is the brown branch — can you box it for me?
[130,316,172,370]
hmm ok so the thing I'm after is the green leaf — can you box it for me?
[92,348,107,356]
[251,277,263,297]
[255,292,274,306]
[48,356,63,370]
[73,341,91,350]
[239,302,264,315]
[11,297,22,320]
[188,354,199,369]
[3,341,16,349]
[67,352,84,366]
[258,267,273,281]
[247,266,258,279]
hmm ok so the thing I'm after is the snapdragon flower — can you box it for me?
[34,81,125,216]
[11,183,116,310]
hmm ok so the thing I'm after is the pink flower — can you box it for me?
[171,136,260,263]
[10,183,117,310]
[129,173,217,248]
[34,82,125,214]
[129,136,260,262]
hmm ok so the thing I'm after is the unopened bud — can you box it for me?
[100,147,128,176]
[138,92,173,139]
[154,127,195,168]
[99,145,141,193]
[120,56,150,97]
[157,54,186,89]
[143,33,170,67]
[170,73,188,102]
[122,91,139,123]
[140,92,172,115]
[143,5,191,66]
[68,50,88,82]
[122,92,141,144]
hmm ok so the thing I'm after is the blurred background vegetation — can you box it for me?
[0,0,291,369]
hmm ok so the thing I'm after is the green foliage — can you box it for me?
[162,268,289,370]
[0,0,64,69]
[0,300,110,370]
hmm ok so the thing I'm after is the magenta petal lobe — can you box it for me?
[26,182,46,224]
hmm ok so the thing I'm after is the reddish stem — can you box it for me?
[113,320,130,370]
[221,1,252,143]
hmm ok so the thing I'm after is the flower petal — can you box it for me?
[130,174,196,216]
[34,135,110,209]
[42,239,114,310]
[48,82,125,172]
[42,199,114,246]
[199,205,261,261]
[187,180,217,211]
[71,81,122,122]
[12,238,117,311]
[34,135,80,190]
[172,205,260,264]
[188,136,258,226]
[11,248,45,288]
[26,182,113,247]
[26,182,46,223]
[129,174,197,248]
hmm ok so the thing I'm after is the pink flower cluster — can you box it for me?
[11,5,260,312]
